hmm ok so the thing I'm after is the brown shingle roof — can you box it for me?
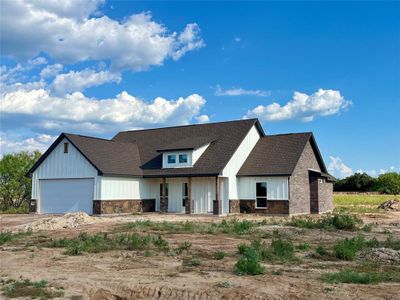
[237,132,328,176]
[113,119,264,177]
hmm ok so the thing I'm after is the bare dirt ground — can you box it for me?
[1,212,399,300]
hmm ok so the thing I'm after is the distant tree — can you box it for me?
[0,151,42,209]
[334,173,376,192]
[373,172,400,195]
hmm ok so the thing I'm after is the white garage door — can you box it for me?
[40,178,94,214]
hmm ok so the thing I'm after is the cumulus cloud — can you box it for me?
[195,115,210,123]
[0,87,207,134]
[215,85,270,97]
[0,133,57,156]
[51,68,121,94]
[355,166,397,178]
[1,1,204,71]
[245,89,352,121]
[40,64,63,78]
[328,156,353,178]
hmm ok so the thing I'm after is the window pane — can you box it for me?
[167,155,176,164]
[256,198,267,208]
[256,182,267,197]
[179,154,188,163]
[182,183,188,197]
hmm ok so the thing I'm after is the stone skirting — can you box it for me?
[229,200,240,213]
[213,200,220,215]
[93,199,155,215]
[238,199,289,214]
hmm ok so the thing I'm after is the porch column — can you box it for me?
[213,176,220,215]
[185,177,192,214]
[160,177,168,213]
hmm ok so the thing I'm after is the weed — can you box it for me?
[143,250,153,257]
[333,236,366,260]
[239,239,297,262]
[361,223,373,232]
[287,213,363,231]
[174,241,192,254]
[234,248,264,275]
[152,235,169,252]
[0,230,32,245]
[296,243,310,251]
[215,281,231,288]
[384,234,400,250]
[322,269,400,284]
[1,278,64,299]
[184,257,202,267]
[214,250,226,260]
[315,245,327,256]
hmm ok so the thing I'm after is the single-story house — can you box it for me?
[27,119,335,215]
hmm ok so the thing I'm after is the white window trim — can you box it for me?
[255,181,267,209]
[167,154,176,164]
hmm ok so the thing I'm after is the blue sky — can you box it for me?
[0,1,399,178]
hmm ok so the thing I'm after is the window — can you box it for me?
[160,183,169,198]
[182,183,188,206]
[256,182,267,208]
[179,154,188,163]
[167,155,176,164]
[64,142,69,153]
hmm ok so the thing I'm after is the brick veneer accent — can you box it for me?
[229,200,240,213]
[213,200,220,215]
[318,181,333,213]
[239,199,289,214]
[92,199,155,215]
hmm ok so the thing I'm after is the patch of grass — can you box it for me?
[333,194,395,206]
[183,257,202,267]
[287,213,363,231]
[0,230,32,245]
[361,223,373,232]
[121,218,260,236]
[214,250,226,260]
[333,236,367,260]
[383,234,400,250]
[296,243,310,251]
[152,235,169,252]
[174,241,192,254]
[215,281,231,288]
[234,247,265,275]
[322,269,400,284]
[315,245,328,256]
[1,278,64,299]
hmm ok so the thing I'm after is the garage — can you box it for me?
[39,178,94,214]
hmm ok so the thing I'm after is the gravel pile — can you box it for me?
[22,212,97,231]
[358,247,400,264]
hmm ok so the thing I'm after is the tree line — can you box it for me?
[334,172,400,194]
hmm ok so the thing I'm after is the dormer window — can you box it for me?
[179,154,188,163]
[64,142,69,153]
[167,154,176,164]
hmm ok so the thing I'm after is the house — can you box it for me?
[27,119,335,215]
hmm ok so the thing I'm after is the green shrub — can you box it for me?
[269,239,296,261]
[288,213,362,231]
[316,245,327,256]
[184,258,202,266]
[361,223,373,232]
[333,236,366,260]
[214,250,226,260]
[384,235,400,250]
[234,248,264,275]
[322,269,400,284]
[152,235,169,251]
[174,241,192,254]
[1,278,64,299]
[0,230,32,245]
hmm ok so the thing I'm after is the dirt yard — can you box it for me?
[0,211,399,300]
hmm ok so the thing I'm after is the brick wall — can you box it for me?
[318,181,333,212]
[289,141,321,215]
[237,199,289,214]
[93,199,155,214]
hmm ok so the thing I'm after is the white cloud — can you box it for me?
[195,114,210,123]
[245,89,352,121]
[355,166,397,178]
[215,85,270,97]
[0,133,57,156]
[51,68,121,94]
[1,1,204,71]
[328,156,353,178]
[0,87,207,134]
[234,37,241,42]
[40,64,63,78]
[28,56,48,66]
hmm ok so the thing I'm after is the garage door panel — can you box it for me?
[40,179,94,214]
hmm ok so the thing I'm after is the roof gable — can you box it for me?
[237,132,328,177]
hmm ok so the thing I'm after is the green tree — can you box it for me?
[0,151,42,209]
[334,173,376,192]
[374,172,400,195]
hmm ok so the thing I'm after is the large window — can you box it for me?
[167,155,176,164]
[179,154,188,163]
[256,182,267,208]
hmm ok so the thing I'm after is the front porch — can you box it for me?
[157,176,229,215]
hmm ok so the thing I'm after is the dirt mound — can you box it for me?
[358,247,400,264]
[22,212,96,231]
[378,199,400,211]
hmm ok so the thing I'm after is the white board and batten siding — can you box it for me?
[100,176,160,200]
[31,138,100,214]
[221,125,261,200]
[238,177,289,200]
